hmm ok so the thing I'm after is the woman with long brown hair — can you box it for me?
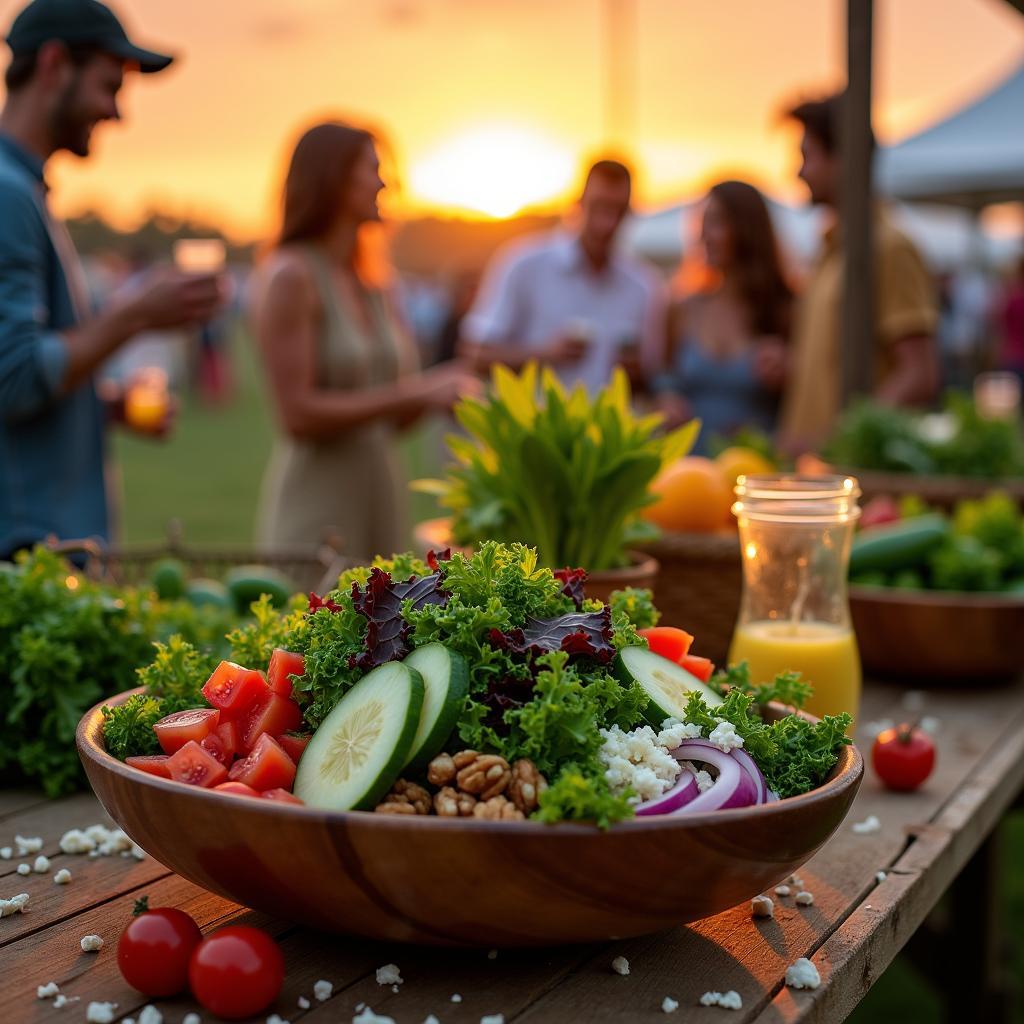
[655,180,793,453]
[251,121,477,556]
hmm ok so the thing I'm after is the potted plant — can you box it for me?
[413,363,699,598]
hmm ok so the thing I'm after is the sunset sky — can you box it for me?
[1,0,1020,239]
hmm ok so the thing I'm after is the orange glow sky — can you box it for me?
[1,0,1020,239]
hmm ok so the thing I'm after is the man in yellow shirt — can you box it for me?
[780,94,939,454]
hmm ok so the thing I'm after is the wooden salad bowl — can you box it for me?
[78,691,863,947]
[850,585,1024,681]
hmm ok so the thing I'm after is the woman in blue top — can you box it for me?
[656,181,793,455]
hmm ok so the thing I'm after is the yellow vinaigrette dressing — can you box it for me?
[729,475,862,724]
[729,620,861,722]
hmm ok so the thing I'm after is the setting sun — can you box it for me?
[408,125,577,220]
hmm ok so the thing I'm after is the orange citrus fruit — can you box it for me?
[715,446,775,490]
[644,457,734,533]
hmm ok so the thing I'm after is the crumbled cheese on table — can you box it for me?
[297,996,311,1009]
[422,1016,440,1024]
[788,874,804,887]
[661,996,679,1013]
[265,1015,289,1024]
[480,1015,505,1024]
[59,829,95,855]
[80,933,104,951]
[700,991,743,1010]
[33,854,50,873]
[183,1014,202,1024]
[876,871,887,883]
[53,868,71,884]
[137,1006,162,1024]
[611,955,630,975]
[37,982,60,999]
[487,948,498,960]
[785,958,821,990]
[852,815,881,835]
[795,891,815,906]
[708,719,744,752]
[16,862,30,876]
[313,979,333,1001]
[85,1002,117,1024]
[0,847,10,859]
[15,835,43,856]
[375,963,403,986]
[751,895,774,919]
[920,716,941,735]
[774,885,790,897]
[450,994,463,1003]
[600,724,681,801]
[352,1009,395,1024]
[0,892,30,917]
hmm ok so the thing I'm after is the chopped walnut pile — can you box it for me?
[374,779,432,815]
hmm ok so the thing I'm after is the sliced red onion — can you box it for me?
[635,769,698,816]
[668,738,767,806]
[667,743,758,814]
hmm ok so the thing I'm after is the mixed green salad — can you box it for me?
[103,542,853,826]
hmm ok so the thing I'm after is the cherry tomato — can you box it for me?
[202,661,269,720]
[188,925,284,1019]
[638,627,694,664]
[680,653,714,683]
[125,754,172,779]
[276,732,311,764]
[166,740,229,788]
[153,708,221,755]
[242,692,303,750]
[118,902,202,997]
[215,719,244,760]
[229,733,296,791]
[200,732,231,767]
[872,724,936,791]
[267,648,305,698]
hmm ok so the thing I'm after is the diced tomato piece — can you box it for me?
[229,734,296,792]
[681,654,714,683]
[200,732,231,766]
[213,781,261,798]
[639,627,694,664]
[261,788,303,805]
[215,719,243,760]
[202,661,269,720]
[276,732,311,764]
[242,692,303,750]
[166,740,229,788]
[126,754,172,779]
[267,649,305,698]
[153,708,221,755]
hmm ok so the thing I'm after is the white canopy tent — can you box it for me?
[876,61,1024,208]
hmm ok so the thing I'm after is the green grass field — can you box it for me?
[113,323,1022,1023]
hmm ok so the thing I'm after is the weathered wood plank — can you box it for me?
[0,790,49,821]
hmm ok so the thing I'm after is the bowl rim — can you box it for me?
[849,583,1024,609]
[77,688,863,835]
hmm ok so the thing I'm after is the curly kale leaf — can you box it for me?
[534,762,634,829]
[102,695,165,760]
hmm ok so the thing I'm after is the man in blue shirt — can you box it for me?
[0,0,223,558]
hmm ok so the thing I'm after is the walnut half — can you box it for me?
[455,752,511,800]
[508,759,547,814]
[472,795,525,821]
[434,786,477,817]
[375,779,431,815]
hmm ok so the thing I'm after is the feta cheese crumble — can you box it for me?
[487,948,498,960]
[678,760,714,793]
[480,1016,505,1024]
[611,955,630,976]
[751,895,774,919]
[53,994,78,1008]
[661,996,679,1013]
[0,892,30,917]
[657,718,703,748]
[138,1006,162,1024]
[352,1010,395,1024]
[0,847,10,859]
[708,719,744,752]
[795,891,815,906]
[265,1015,289,1024]
[876,871,887,882]
[54,868,71,884]
[85,1002,118,1024]
[375,963,403,986]
[37,982,60,999]
[785,958,821,990]
[297,996,311,1009]
[789,874,804,887]
[16,862,30,875]
[700,990,743,1010]
[600,724,681,801]
[15,835,43,856]
[774,885,790,897]
[183,1015,202,1024]
[451,994,463,1003]
[852,815,881,835]
[58,829,95,855]
[80,933,104,952]
[313,979,333,1001]
[423,1017,440,1024]
[33,854,51,873]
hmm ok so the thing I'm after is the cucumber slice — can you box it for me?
[614,646,723,727]
[403,643,469,773]
[294,662,424,811]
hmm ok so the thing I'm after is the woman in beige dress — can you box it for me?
[251,122,476,559]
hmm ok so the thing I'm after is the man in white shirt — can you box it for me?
[459,159,666,394]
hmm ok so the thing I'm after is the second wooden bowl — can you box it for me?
[78,691,862,947]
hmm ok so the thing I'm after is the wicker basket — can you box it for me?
[636,531,743,667]
[50,525,351,597]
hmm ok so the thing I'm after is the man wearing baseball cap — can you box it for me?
[0,0,223,559]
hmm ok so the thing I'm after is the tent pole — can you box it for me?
[841,0,875,404]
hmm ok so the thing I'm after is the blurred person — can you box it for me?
[459,159,667,394]
[780,93,939,454]
[653,181,792,455]
[251,121,478,558]
[0,0,223,560]
[997,254,1024,386]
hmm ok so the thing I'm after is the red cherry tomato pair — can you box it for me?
[872,723,936,792]
[119,898,284,1019]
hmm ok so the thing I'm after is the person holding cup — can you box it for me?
[0,0,224,559]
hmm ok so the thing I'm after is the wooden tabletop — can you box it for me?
[5,677,1024,1024]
